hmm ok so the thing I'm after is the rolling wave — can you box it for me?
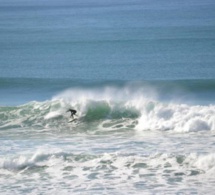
[1,81,215,133]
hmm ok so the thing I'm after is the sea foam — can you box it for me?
[1,84,215,133]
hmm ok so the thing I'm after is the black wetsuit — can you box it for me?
[67,109,77,118]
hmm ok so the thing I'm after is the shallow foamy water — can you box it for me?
[1,129,215,194]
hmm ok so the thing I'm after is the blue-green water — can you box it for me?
[1,0,215,80]
[1,0,215,194]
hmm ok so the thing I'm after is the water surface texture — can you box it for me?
[0,0,215,194]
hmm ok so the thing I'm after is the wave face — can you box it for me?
[1,79,215,134]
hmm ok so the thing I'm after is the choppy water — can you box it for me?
[1,0,215,194]
[1,79,215,194]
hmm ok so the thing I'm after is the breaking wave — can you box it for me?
[0,80,215,133]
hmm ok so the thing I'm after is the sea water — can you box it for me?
[0,0,215,194]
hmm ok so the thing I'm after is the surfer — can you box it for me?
[67,109,77,119]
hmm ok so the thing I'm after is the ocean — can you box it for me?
[1,0,215,194]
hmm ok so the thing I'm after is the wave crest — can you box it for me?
[0,84,215,133]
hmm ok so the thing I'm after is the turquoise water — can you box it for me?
[1,0,215,194]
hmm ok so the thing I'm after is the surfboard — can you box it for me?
[68,118,78,123]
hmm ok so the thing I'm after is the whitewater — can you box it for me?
[1,0,215,194]
[1,81,215,194]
